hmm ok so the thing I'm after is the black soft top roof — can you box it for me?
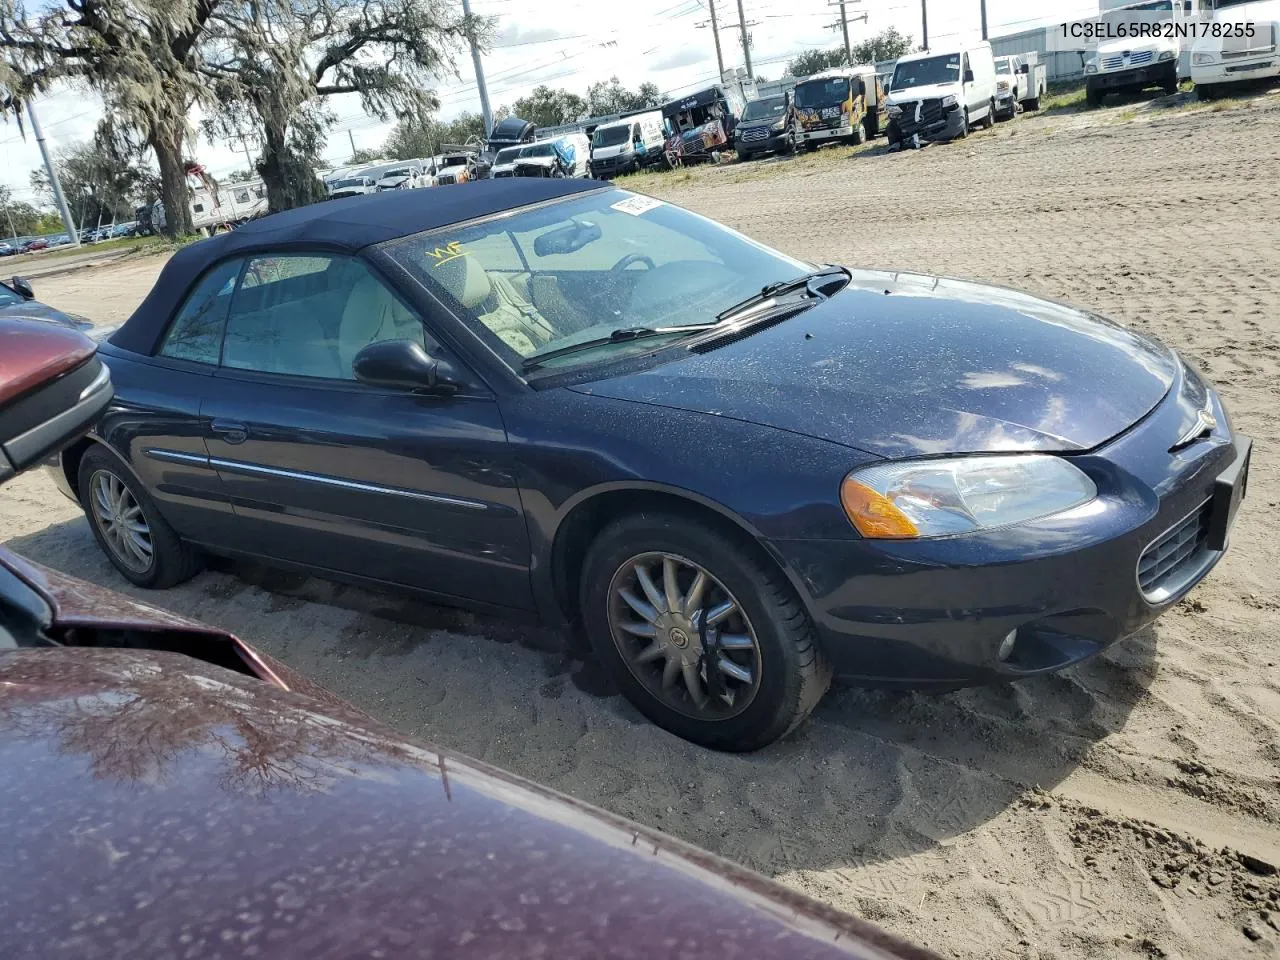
[111,178,604,355]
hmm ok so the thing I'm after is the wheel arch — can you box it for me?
[547,482,806,624]
[58,433,113,501]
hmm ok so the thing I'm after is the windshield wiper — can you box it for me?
[521,324,716,371]
[715,265,852,324]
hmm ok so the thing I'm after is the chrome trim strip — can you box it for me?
[143,448,493,512]
[209,456,491,512]
[144,448,209,466]
[1136,496,1217,606]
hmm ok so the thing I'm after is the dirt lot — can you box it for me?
[4,91,1279,959]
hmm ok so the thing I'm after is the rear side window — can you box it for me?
[158,259,243,364]
[221,252,428,380]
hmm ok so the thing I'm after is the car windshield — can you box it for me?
[794,78,850,109]
[1102,0,1171,22]
[741,97,787,121]
[383,188,809,373]
[332,178,366,189]
[441,156,468,167]
[494,147,522,164]
[592,125,631,147]
[522,143,556,158]
[892,54,962,89]
[995,60,1012,75]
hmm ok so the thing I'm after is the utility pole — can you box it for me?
[461,0,494,138]
[27,100,79,247]
[921,0,929,50]
[707,0,726,79]
[734,0,753,77]
[980,0,988,40]
[348,129,358,161]
[827,1,867,63]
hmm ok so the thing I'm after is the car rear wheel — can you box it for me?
[78,445,201,588]
[580,512,830,751]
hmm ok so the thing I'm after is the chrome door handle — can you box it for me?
[210,420,248,444]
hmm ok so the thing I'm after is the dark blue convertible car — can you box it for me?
[51,179,1250,750]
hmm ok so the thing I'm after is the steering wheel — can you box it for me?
[610,253,656,272]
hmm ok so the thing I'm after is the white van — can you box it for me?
[492,134,592,179]
[1191,0,1280,99]
[884,41,997,145]
[588,111,666,178]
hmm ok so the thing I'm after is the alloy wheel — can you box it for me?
[606,552,762,719]
[89,469,154,573]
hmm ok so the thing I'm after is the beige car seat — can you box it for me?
[337,274,425,375]
[434,254,557,357]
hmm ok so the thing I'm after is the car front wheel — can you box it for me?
[580,511,830,751]
[78,445,201,588]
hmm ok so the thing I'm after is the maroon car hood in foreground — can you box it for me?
[0,643,935,960]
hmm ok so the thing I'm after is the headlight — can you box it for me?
[1085,61,1098,74]
[840,455,1097,539]
[771,119,786,131]
[1158,50,1176,62]
[1193,51,1218,65]
[941,94,958,108]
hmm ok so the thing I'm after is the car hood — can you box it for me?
[1096,35,1175,56]
[0,646,931,960]
[571,269,1177,459]
[886,82,960,105]
[0,300,92,330]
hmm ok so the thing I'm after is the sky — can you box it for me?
[0,0,1100,208]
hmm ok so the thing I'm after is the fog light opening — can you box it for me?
[998,629,1018,662]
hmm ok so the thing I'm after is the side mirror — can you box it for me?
[352,339,458,394]
[1019,63,1030,74]
[10,276,35,300]
[963,69,975,83]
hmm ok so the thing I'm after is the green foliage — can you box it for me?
[511,85,587,127]
[382,106,509,159]
[29,139,154,227]
[786,28,914,77]
[0,184,59,236]
[584,77,663,117]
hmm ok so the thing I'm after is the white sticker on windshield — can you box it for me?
[611,195,663,216]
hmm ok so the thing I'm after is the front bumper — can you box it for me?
[1089,60,1176,90]
[766,383,1250,685]
[590,156,639,179]
[735,130,790,154]
[798,123,853,144]
[888,106,966,144]
[1191,53,1280,85]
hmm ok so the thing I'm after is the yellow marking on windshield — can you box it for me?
[427,241,469,267]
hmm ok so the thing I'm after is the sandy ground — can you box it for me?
[5,91,1280,959]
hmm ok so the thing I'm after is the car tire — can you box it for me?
[850,122,866,146]
[1196,83,1218,100]
[78,445,202,589]
[1027,91,1042,111]
[982,98,996,128]
[1086,85,1105,107]
[957,109,970,138]
[579,511,831,752]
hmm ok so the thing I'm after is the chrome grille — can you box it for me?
[1129,50,1154,66]
[1138,499,1212,598]
[741,128,768,142]
[1102,55,1125,70]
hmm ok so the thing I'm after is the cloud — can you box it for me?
[650,45,711,72]
[495,25,577,46]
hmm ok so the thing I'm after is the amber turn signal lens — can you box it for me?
[839,477,920,539]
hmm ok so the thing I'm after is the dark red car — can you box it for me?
[0,319,937,960]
